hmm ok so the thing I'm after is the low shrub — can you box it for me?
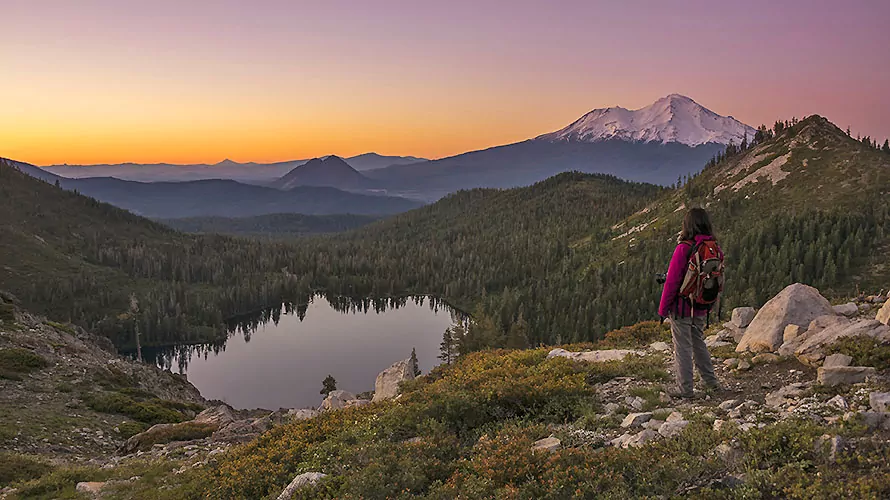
[0,348,48,375]
[130,422,217,452]
[84,391,186,426]
[0,303,14,322]
[0,452,52,486]
[826,336,890,370]
[117,421,150,439]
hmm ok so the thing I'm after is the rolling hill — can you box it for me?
[160,213,378,238]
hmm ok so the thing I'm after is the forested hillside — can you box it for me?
[160,213,378,238]
[0,159,318,347]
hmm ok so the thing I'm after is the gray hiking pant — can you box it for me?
[670,314,719,394]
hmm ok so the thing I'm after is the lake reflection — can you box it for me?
[144,295,459,410]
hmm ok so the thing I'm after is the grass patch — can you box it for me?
[628,386,665,411]
[0,452,53,486]
[0,348,48,376]
[46,321,75,335]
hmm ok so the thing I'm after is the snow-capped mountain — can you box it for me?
[537,94,755,146]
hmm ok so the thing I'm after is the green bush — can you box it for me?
[0,348,48,374]
[84,391,186,426]
[0,303,14,322]
[116,421,150,439]
[0,452,52,486]
[129,422,217,452]
[826,336,890,369]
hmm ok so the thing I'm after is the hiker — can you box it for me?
[658,208,724,398]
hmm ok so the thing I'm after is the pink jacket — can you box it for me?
[658,234,719,317]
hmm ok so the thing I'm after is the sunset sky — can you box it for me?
[3,0,888,165]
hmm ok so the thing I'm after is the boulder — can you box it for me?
[277,472,327,499]
[723,358,740,369]
[705,336,732,348]
[532,436,561,452]
[714,443,744,464]
[649,341,671,352]
[833,303,859,317]
[547,348,644,363]
[372,359,415,402]
[621,412,653,428]
[869,392,890,413]
[778,315,847,356]
[737,284,834,353]
[752,353,779,364]
[877,300,890,325]
[658,420,689,438]
[828,395,849,410]
[642,419,664,431]
[736,359,751,371]
[765,382,809,408]
[817,366,876,387]
[625,429,661,448]
[823,353,853,368]
[731,307,756,328]
[783,324,803,343]
[322,390,357,410]
[287,408,320,420]
[76,482,106,496]
[665,411,684,422]
[212,416,276,444]
[722,322,747,343]
[120,420,218,454]
[194,405,235,427]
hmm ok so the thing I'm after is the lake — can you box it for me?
[143,295,459,410]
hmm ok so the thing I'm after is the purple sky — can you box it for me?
[3,0,888,164]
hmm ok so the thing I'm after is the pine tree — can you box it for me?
[320,374,337,396]
[409,347,421,377]
[883,139,890,154]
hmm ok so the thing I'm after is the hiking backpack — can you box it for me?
[679,239,724,308]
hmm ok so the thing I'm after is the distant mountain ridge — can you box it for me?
[537,94,756,146]
[41,153,427,183]
[3,158,422,218]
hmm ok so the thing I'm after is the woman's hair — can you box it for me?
[679,207,714,242]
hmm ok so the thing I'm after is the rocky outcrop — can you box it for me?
[547,348,644,363]
[781,316,890,365]
[322,390,357,410]
[277,472,327,499]
[737,284,834,353]
[877,300,890,325]
[823,353,853,368]
[372,359,415,402]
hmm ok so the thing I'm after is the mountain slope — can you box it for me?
[537,94,756,146]
[275,156,376,191]
[365,94,750,199]
[42,159,307,183]
[344,152,426,171]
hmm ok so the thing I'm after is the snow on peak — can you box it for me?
[537,94,756,146]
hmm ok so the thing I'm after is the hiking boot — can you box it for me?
[668,388,695,400]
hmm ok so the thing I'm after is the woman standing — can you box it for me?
[658,208,722,398]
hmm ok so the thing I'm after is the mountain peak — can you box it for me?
[537,94,755,146]
[215,159,240,166]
